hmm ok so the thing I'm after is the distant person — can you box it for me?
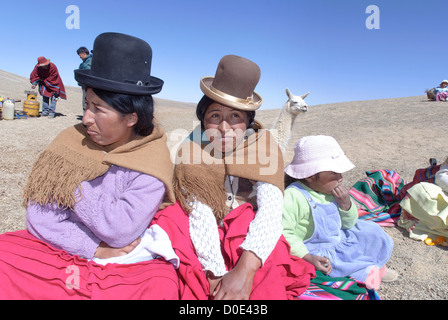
[282,135,397,290]
[30,56,67,118]
[77,47,92,70]
[76,47,93,114]
[434,80,448,101]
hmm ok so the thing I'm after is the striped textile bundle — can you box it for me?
[349,170,406,226]
[297,272,380,300]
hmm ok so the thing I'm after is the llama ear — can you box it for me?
[301,92,310,99]
[286,88,291,98]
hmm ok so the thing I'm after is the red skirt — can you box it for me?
[0,230,179,300]
[151,202,315,300]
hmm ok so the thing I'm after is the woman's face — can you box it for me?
[441,82,448,88]
[82,88,137,149]
[203,102,249,153]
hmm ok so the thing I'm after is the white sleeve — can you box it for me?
[240,182,283,264]
[189,200,227,277]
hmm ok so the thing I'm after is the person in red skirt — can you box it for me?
[0,33,179,300]
[151,55,315,300]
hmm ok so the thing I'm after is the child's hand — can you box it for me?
[303,254,332,275]
[332,185,352,211]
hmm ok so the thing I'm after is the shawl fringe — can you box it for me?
[174,164,228,220]
[23,145,108,209]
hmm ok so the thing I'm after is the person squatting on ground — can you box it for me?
[30,56,67,118]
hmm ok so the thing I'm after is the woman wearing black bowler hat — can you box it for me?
[0,33,180,299]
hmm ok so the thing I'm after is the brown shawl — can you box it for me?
[23,121,175,209]
[173,121,284,220]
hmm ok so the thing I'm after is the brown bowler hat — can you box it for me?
[200,55,263,111]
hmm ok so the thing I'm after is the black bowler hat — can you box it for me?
[75,32,163,95]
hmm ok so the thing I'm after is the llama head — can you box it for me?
[285,88,309,115]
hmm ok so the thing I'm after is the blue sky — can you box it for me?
[0,0,445,109]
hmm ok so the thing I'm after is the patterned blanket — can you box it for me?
[349,165,441,226]
[297,272,380,300]
[350,170,406,226]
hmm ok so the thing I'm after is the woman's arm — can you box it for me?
[74,167,166,248]
[240,182,284,264]
[189,182,283,273]
[211,182,282,300]
[189,200,228,277]
[26,203,102,259]
[27,167,167,259]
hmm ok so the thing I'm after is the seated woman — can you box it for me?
[0,33,179,299]
[151,55,315,300]
[433,80,448,101]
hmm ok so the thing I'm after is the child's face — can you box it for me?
[305,171,343,195]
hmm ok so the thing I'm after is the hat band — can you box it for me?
[210,85,261,107]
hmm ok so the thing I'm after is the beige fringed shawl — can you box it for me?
[173,121,284,220]
[23,121,175,210]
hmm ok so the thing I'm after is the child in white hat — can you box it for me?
[282,135,397,290]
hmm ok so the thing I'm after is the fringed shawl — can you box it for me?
[173,121,284,220]
[23,121,175,210]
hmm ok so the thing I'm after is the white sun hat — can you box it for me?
[284,135,355,179]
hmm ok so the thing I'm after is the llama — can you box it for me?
[271,88,310,153]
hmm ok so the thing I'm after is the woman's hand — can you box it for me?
[207,276,222,298]
[210,250,261,300]
[332,185,352,211]
[303,253,332,275]
[94,237,141,259]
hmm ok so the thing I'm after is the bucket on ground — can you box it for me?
[23,100,40,117]
[23,90,40,117]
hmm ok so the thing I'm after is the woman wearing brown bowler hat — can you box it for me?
[0,33,180,299]
[151,55,315,300]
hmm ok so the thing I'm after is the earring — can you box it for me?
[245,127,255,138]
